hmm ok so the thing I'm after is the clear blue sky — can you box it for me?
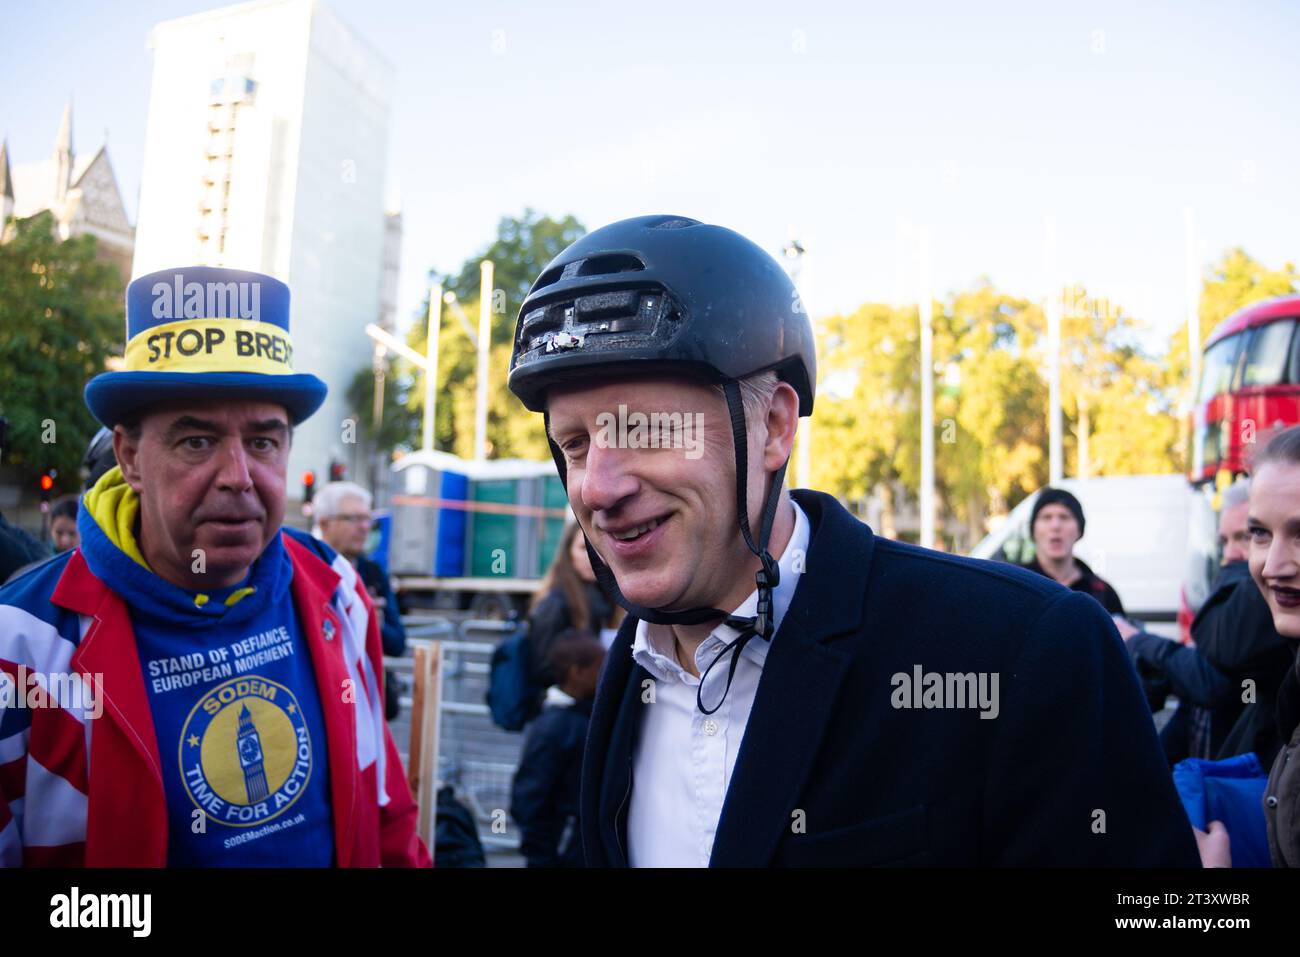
[3,0,1297,348]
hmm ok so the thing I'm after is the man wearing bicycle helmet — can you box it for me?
[509,214,1198,867]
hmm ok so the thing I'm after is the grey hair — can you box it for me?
[1221,477,1251,512]
[313,481,372,524]
[717,370,782,425]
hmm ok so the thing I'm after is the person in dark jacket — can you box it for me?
[0,511,48,583]
[527,521,622,687]
[1115,477,1287,765]
[506,215,1199,867]
[1197,425,1300,867]
[510,630,605,867]
[1021,487,1125,615]
[316,481,407,722]
[1191,510,1294,768]
[1120,617,1235,762]
[315,480,406,658]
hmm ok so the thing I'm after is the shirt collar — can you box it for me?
[631,498,811,683]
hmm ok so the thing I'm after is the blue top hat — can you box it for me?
[85,266,328,428]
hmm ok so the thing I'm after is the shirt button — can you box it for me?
[702,719,718,736]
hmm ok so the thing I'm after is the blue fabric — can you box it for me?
[0,550,79,746]
[367,512,391,576]
[487,627,542,731]
[78,514,335,866]
[1173,753,1271,867]
[125,267,291,338]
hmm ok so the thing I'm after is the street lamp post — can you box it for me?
[918,229,935,549]
[366,268,497,459]
[476,261,494,461]
[1045,217,1063,485]
[364,287,443,454]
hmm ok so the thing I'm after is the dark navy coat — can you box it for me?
[580,489,1201,867]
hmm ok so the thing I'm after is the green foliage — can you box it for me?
[809,276,1190,547]
[1199,247,1299,336]
[0,212,124,493]
[344,364,421,454]
[360,209,585,460]
[1162,248,1299,469]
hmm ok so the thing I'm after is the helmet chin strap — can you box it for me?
[544,380,789,714]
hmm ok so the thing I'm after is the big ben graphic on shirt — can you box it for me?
[236,704,271,803]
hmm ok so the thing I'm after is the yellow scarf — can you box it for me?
[84,465,150,569]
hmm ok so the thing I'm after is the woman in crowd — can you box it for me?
[1198,424,1300,866]
[48,497,80,553]
[528,522,624,687]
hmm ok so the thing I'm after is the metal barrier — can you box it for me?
[386,617,526,852]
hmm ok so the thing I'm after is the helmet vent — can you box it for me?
[575,253,645,277]
[531,265,565,292]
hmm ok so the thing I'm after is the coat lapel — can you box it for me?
[709,490,875,867]
[56,550,169,866]
[283,534,358,867]
[583,614,644,867]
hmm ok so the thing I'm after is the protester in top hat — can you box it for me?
[0,266,428,867]
[1021,487,1125,616]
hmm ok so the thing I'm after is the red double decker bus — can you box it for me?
[1178,295,1300,642]
[1190,294,1300,485]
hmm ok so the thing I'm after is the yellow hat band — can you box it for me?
[123,318,295,375]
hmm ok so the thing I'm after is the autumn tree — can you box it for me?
[0,212,124,493]
[1161,248,1298,470]
[348,209,585,460]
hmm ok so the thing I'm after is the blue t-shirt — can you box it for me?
[77,508,335,866]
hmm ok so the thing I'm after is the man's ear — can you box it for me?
[762,382,800,472]
[112,425,145,493]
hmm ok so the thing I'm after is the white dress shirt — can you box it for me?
[626,500,810,867]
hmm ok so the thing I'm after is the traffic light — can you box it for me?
[302,470,316,504]
[39,470,56,511]
[329,459,345,482]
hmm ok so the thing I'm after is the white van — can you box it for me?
[969,475,1195,634]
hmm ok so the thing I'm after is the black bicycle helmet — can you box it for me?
[509,214,815,414]
[508,215,817,713]
[82,427,118,491]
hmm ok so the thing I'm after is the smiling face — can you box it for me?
[1032,503,1081,562]
[547,374,796,615]
[114,399,290,589]
[1247,461,1300,639]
